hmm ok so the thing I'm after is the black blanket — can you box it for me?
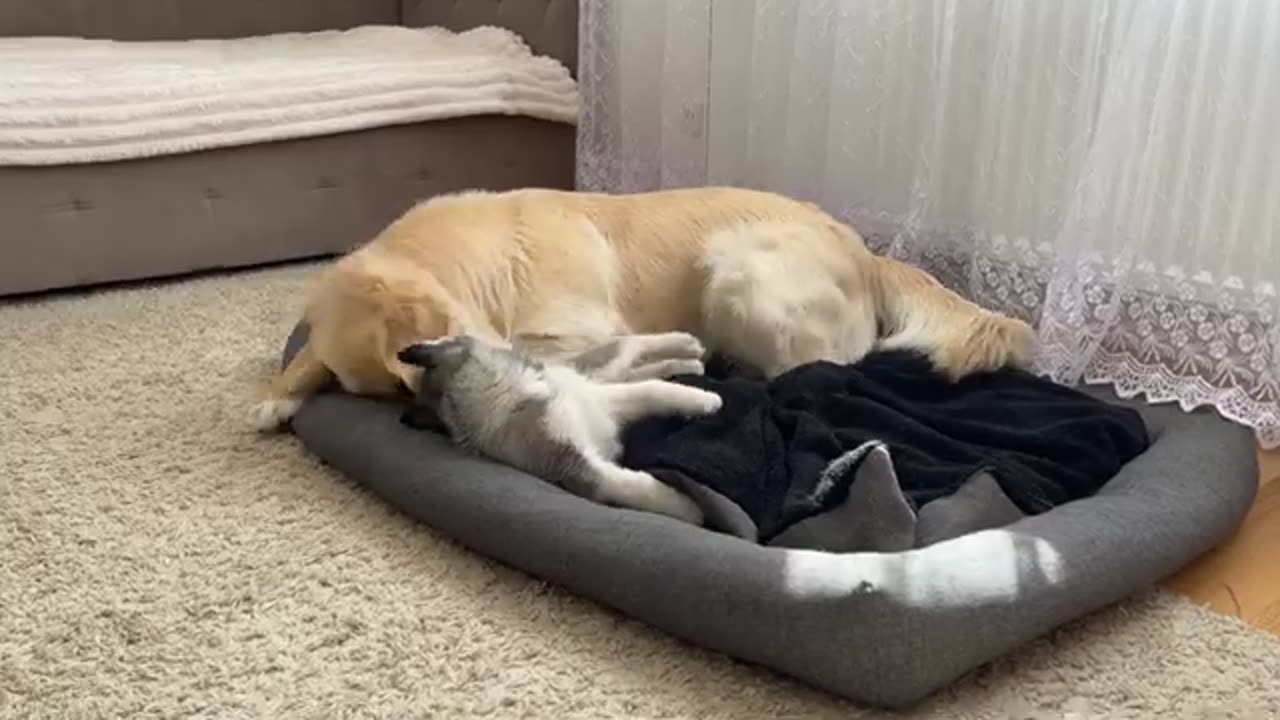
[621,351,1150,547]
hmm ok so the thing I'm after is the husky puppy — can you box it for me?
[397,332,720,524]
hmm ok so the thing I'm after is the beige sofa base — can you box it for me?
[0,117,574,296]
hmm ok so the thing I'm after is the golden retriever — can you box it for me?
[252,186,1034,429]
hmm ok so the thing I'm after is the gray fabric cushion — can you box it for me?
[281,324,1258,708]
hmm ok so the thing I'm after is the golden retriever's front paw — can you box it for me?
[250,397,302,432]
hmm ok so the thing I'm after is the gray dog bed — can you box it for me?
[280,325,1258,708]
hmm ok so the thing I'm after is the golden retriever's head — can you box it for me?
[305,252,468,398]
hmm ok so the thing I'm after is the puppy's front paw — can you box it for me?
[684,389,723,417]
[667,332,707,359]
[619,358,706,382]
[662,359,706,377]
[250,397,302,432]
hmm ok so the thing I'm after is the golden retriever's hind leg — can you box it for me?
[871,255,1036,379]
[944,312,1036,379]
[250,340,333,432]
[700,222,874,377]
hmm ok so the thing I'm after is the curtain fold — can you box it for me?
[578,0,1280,447]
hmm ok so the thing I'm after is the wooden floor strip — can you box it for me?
[1164,446,1280,636]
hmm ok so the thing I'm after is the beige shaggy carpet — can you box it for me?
[3,264,1280,720]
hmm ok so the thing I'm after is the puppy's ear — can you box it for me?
[397,341,441,368]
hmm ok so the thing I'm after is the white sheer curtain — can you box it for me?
[578,0,1280,448]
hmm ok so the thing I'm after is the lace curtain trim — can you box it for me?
[856,209,1280,449]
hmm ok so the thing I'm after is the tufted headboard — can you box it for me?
[0,0,400,40]
[400,0,578,76]
[0,0,578,75]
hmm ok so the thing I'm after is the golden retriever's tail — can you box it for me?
[250,336,334,432]
[867,252,1036,379]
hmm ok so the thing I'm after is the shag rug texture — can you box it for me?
[3,264,1280,719]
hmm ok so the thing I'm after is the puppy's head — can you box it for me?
[396,336,476,388]
[395,336,478,432]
